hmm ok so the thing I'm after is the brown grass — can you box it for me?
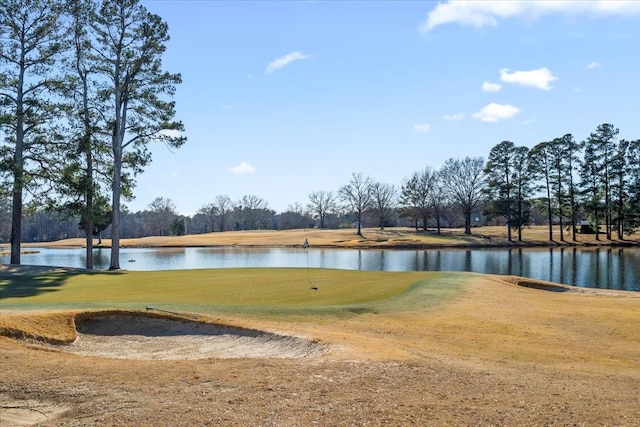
[1,272,639,425]
[20,225,640,250]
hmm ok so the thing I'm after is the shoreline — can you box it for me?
[7,225,640,251]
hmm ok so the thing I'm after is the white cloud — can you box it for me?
[414,123,431,133]
[499,67,557,90]
[158,129,182,138]
[482,81,502,92]
[265,51,311,74]
[420,1,640,32]
[229,161,256,174]
[472,103,520,122]
[444,113,465,121]
[586,61,602,69]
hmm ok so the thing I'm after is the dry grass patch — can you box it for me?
[24,225,640,251]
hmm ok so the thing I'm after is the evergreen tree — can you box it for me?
[529,142,554,241]
[484,141,516,241]
[626,140,640,232]
[511,145,533,242]
[0,0,66,264]
[548,137,568,242]
[560,134,581,241]
[588,123,619,239]
[91,0,186,269]
[611,139,629,239]
[579,142,603,241]
[54,0,112,269]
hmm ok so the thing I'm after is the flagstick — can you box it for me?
[303,238,317,290]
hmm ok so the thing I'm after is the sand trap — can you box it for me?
[64,313,326,360]
[0,395,70,426]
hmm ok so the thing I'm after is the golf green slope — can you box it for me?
[0,268,467,316]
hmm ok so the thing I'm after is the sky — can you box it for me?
[132,0,640,215]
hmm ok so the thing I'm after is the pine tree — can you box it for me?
[91,0,186,269]
[0,0,66,264]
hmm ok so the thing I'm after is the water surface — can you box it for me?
[9,246,640,291]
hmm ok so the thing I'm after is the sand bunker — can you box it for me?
[0,395,70,427]
[64,313,326,360]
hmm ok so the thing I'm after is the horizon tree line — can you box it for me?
[5,121,640,253]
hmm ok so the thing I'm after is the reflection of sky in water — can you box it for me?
[7,247,640,291]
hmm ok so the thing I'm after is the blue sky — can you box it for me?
[134,0,640,215]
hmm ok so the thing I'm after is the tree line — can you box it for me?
[8,121,639,253]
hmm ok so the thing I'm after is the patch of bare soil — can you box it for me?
[0,395,69,426]
[64,313,326,360]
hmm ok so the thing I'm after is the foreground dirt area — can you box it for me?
[2,275,639,426]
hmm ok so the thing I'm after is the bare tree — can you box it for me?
[145,196,177,236]
[338,172,373,236]
[236,195,272,230]
[428,172,445,235]
[195,203,218,232]
[213,195,233,231]
[371,182,397,230]
[307,190,337,228]
[439,157,485,235]
[400,168,435,231]
[277,203,311,230]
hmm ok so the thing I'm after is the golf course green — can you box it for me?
[0,266,463,317]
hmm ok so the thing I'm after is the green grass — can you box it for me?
[0,268,469,318]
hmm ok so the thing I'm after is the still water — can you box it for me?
[9,246,640,291]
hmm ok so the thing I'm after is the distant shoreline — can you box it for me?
[6,226,640,251]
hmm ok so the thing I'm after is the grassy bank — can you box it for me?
[16,225,640,250]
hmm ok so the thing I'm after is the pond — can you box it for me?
[7,246,640,292]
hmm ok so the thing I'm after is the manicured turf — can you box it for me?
[0,268,467,316]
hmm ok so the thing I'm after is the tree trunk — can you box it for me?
[517,197,523,242]
[464,212,471,235]
[505,169,512,242]
[10,65,26,265]
[109,146,122,270]
[10,186,22,265]
[85,228,93,270]
[546,183,553,242]
[434,207,441,235]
